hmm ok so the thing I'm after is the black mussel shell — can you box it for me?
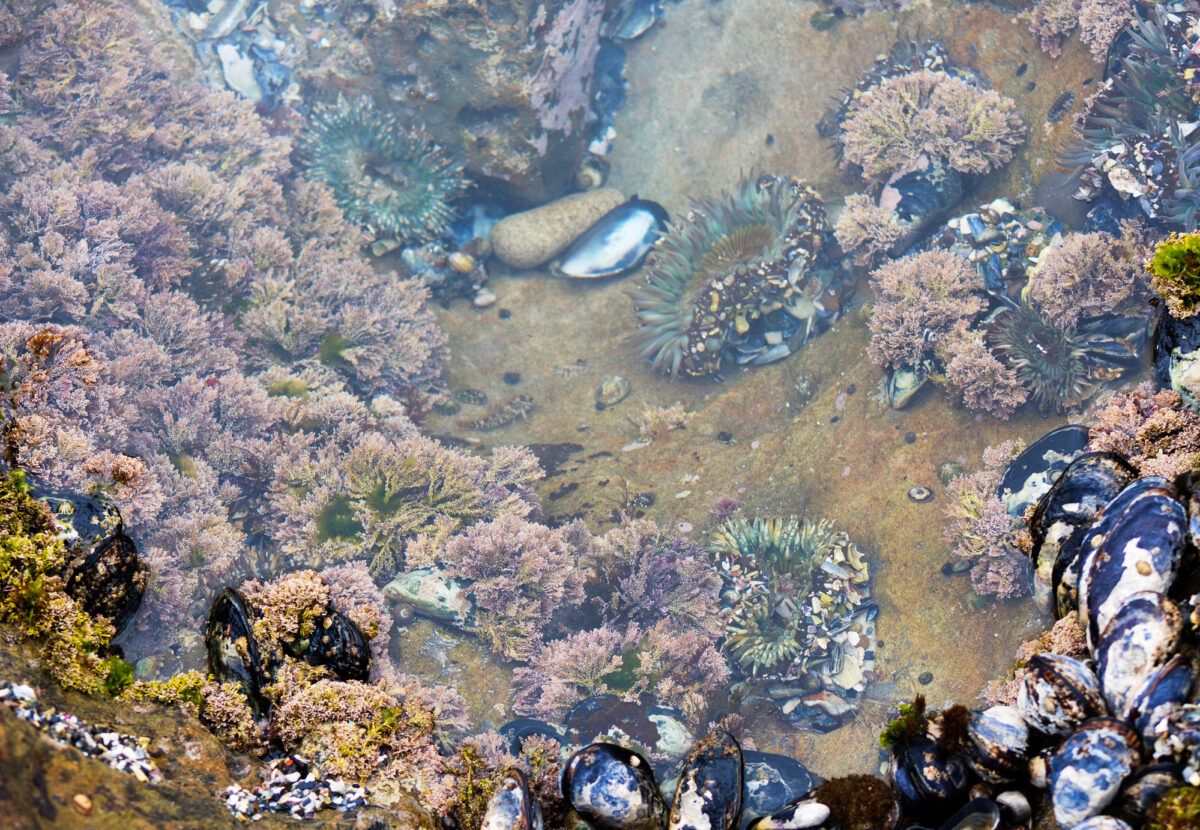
[741,750,818,824]
[893,737,971,821]
[564,694,694,781]
[1030,452,1136,590]
[1154,309,1200,405]
[670,730,744,830]
[303,608,370,681]
[1056,476,1171,618]
[206,587,267,711]
[998,425,1089,518]
[482,767,544,830]
[1096,591,1183,720]
[561,742,666,830]
[61,532,146,634]
[964,705,1029,785]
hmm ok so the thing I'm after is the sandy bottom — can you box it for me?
[416,0,1109,778]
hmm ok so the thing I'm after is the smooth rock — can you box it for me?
[490,189,626,269]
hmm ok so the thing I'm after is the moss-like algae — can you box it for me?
[1148,232,1200,318]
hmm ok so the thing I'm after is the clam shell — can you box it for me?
[1095,591,1182,719]
[1017,653,1105,737]
[553,198,668,279]
[668,730,744,830]
[1049,718,1139,827]
[481,768,543,830]
[561,743,666,830]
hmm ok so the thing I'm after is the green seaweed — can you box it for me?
[1148,232,1200,318]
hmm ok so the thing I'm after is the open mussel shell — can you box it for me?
[964,705,1029,785]
[1057,476,1171,619]
[1029,452,1136,582]
[482,768,544,830]
[61,532,147,635]
[498,718,566,756]
[561,742,666,830]
[302,608,370,681]
[1049,718,1140,828]
[669,730,744,830]
[205,587,267,712]
[1079,482,1185,650]
[1095,591,1183,719]
[1017,653,1105,737]
[892,737,971,820]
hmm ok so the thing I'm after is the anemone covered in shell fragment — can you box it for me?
[298,95,469,244]
[630,174,833,378]
[709,516,873,721]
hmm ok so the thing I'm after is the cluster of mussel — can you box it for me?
[35,484,147,637]
[204,586,371,713]
[481,729,834,830]
[881,448,1200,830]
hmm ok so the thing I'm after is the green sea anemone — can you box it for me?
[709,516,868,678]
[631,174,830,378]
[1148,231,1200,318]
[299,96,468,244]
[985,302,1140,414]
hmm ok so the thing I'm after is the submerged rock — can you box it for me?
[490,189,627,269]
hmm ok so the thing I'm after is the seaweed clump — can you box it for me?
[879,694,927,750]
[1148,231,1200,318]
[1148,786,1200,830]
[811,775,899,830]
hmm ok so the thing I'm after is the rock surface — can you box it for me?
[491,188,627,268]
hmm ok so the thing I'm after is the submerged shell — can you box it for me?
[561,743,667,830]
[1017,653,1105,737]
[741,750,818,821]
[553,198,668,278]
[595,375,632,406]
[998,425,1090,518]
[1096,591,1182,719]
[1049,718,1139,828]
[964,705,1029,784]
[938,797,1000,830]
[481,768,544,830]
[892,737,970,819]
[669,730,744,830]
[884,365,927,409]
[61,533,147,635]
[303,608,371,681]
[205,587,267,710]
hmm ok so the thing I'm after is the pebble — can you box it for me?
[223,755,369,821]
[73,794,93,816]
[0,682,162,784]
[503,371,521,386]
[473,287,497,308]
[903,431,916,444]
[918,671,934,685]
[489,188,626,269]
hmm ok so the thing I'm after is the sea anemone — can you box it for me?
[631,174,831,377]
[298,96,468,243]
[984,302,1141,414]
[709,517,869,679]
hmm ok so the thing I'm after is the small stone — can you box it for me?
[937,460,965,485]
[73,794,93,816]
[449,251,476,274]
[472,288,497,308]
[918,671,933,685]
[498,308,512,320]
[595,375,631,406]
[503,371,521,386]
[903,431,916,444]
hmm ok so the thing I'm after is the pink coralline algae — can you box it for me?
[1021,0,1083,58]
[1024,225,1152,329]
[943,441,1031,600]
[525,0,605,151]
[840,69,1025,180]
[940,323,1030,420]
[1022,0,1134,60]
[1087,384,1200,480]
[834,194,910,267]
[867,250,985,371]
[0,0,453,662]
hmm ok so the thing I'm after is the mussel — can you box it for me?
[669,730,744,830]
[61,532,147,634]
[1017,653,1105,737]
[205,587,267,711]
[1049,718,1140,827]
[481,768,543,830]
[745,797,830,830]
[561,743,667,830]
[892,737,971,820]
[997,425,1090,518]
[964,705,1029,785]
[300,608,371,681]
[1095,591,1183,719]
[936,797,999,830]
